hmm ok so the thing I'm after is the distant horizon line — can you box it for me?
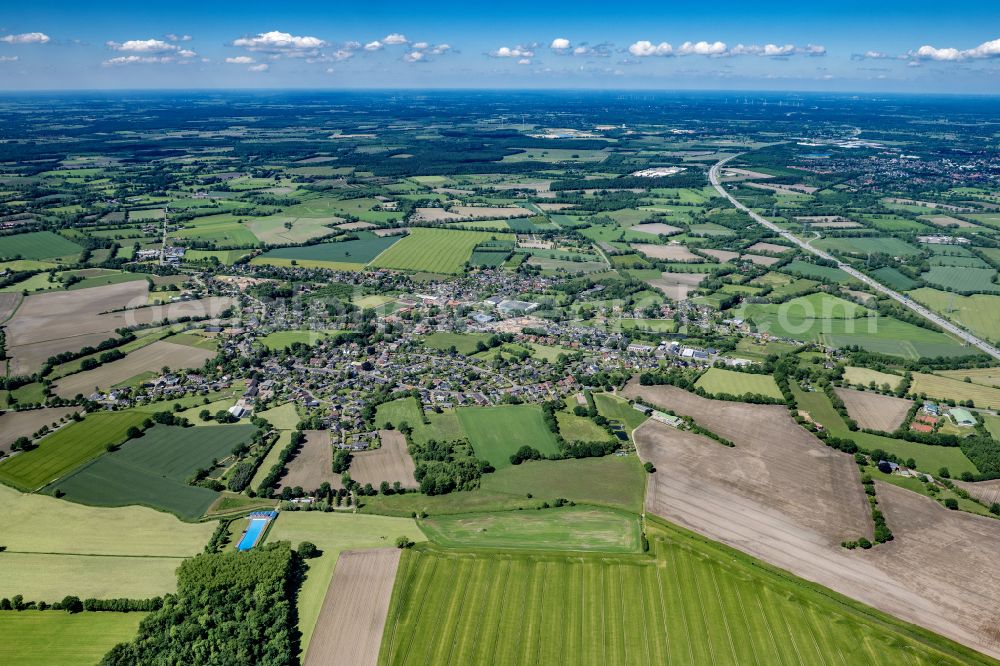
[0,86,998,98]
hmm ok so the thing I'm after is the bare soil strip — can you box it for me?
[304,548,402,666]
[834,387,912,432]
[54,340,214,397]
[624,379,1000,659]
[349,430,418,489]
[278,430,336,493]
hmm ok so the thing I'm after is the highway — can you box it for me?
[708,156,1000,362]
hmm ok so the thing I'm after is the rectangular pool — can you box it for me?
[236,511,277,551]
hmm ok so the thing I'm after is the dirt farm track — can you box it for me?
[623,379,1000,659]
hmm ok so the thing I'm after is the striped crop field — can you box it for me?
[378,520,988,666]
[369,228,513,274]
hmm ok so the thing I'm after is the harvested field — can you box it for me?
[742,253,782,266]
[834,387,912,432]
[371,227,408,237]
[412,206,532,222]
[927,215,977,228]
[720,167,773,179]
[747,241,793,255]
[336,221,376,230]
[699,248,738,262]
[628,222,682,236]
[5,281,231,374]
[278,430,334,492]
[954,478,1000,505]
[624,379,1000,659]
[0,407,77,453]
[814,220,863,228]
[54,340,214,397]
[349,430,417,489]
[305,548,401,666]
[535,202,574,211]
[844,366,904,390]
[644,271,705,300]
[630,243,699,261]
[746,181,818,194]
[0,292,21,322]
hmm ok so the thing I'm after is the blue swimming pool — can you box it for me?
[236,512,277,551]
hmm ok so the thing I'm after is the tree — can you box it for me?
[298,541,321,559]
[643,461,656,473]
[938,467,951,479]
[60,595,83,614]
[395,536,414,549]
[944,498,959,510]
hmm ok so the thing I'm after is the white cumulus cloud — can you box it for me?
[490,45,535,58]
[0,32,50,44]
[225,56,255,64]
[232,31,326,54]
[550,37,571,51]
[383,33,408,45]
[0,55,19,62]
[403,50,425,62]
[628,41,673,57]
[677,40,728,56]
[103,55,174,66]
[248,63,269,72]
[364,40,383,51]
[911,38,1000,61]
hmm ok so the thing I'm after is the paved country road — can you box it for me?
[709,156,1000,362]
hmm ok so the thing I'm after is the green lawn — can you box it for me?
[457,404,561,469]
[257,402,300,430]
[419,506,642,553]
[593,392,648,436]
[695,367,783,399]
[262,511,424,659]
[0,611,145,666]
[374,397,466,444]
[0,411,149,491]
[379,519,989,666]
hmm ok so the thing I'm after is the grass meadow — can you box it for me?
[695,367,783,399]
[457,404,561,469]
[0,611,145,666]
[378,520,987,666]
[0,411,148,491]
[0,231,83,261]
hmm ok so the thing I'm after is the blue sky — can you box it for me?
[1,0,998,93]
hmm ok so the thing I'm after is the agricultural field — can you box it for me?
[937,367,1000,388]
[556,411,615,442]
[379,520,984,666]
[457,404,561,469]
[910,372,1000,410]
[370,228,513,274]
[0,231,82,261]
[834,387,912,432]
[0,611,145,666]
[348,430,418,489]
[0,483,214,599]
[53,340,215,398]
[255,231,400,269]
[276,430,336,493]
[263,512,424,657]
[0,407,78,453]
[907,288,1000,342]
[259,329,346,350]
[421,331,491,355]
[694,367,783,399]
[843,366,904,390]
[922,266,999,294]
[420,506,642,553]
[0,411,148,491]
[48,424,256,519]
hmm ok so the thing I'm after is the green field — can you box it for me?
[0,483,213,599]
[174,213,259,246]
[375,396,467,444]
[0,611,145,666]
[479,455,645,513]
[781,260,855,284]
[792,383,977,476]
[923,266,999,294]
[911,372,1000,410]
[184,249,252,264]
[843,366,904,390]
[815,236,921,257]
[871,266,919,290]
[593,392,648,436]
[257,401,300,430]
[556,411,615,442]
[259,329,347,350]
[262,511,424,657]
[257,231,400,265]
[371,228,514,274]
[379,519,987,666]
[421,331,491,355]
[908,288,1000,342]
[0,411,148,491]
[0,231,83,261]
[695,367,783,399]
[48,424,256,519]
[419,506,641,552]
[457,404,561,469]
